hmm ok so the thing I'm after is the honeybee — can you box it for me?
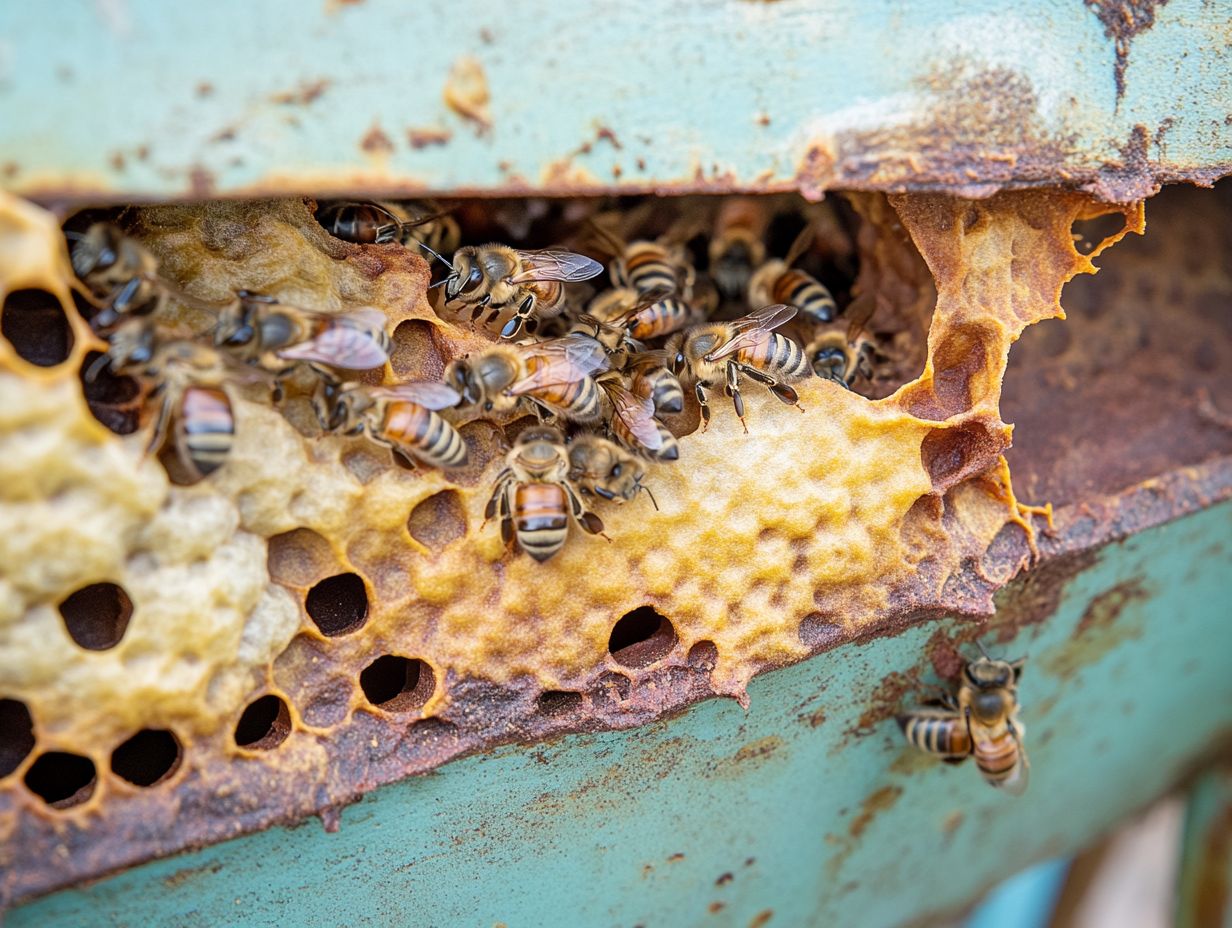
[88,323,236,480]
[445,333,610,424]
[897,653,1029,794]
[66,222,217,330]
[441,245,604,339]
[315,380,467,470]
[747,226,838,324]
[586,287,708,347]
[627,352,684,415]
[709,197,770,301]
[567,433,657,507]
[665,304,809,431]
[809,295,878,389]
[598,372,679,462]
[213,292,391,394]
[316,200,460,254]
[486,425,605,562]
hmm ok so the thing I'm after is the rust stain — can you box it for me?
[271,79,331,106]
[1044,579,1150,676]
[407,127,452,150]
[443,56,492,134]
[187,166,215,198]
[1192,799,1230,926]
[849,785,903,839]
[360,123,395,156]
[716,872,734,886]
[1083,0,1170,100]
[733,736,782,764]
[709,901,725,914]
[195,82,214,99]
[161,861,222,889]
[853,670,918,734]
[1074,579,1149,637]
[749,910,774,927]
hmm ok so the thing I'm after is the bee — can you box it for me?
[66,222,217,330]
[315,200,460,253]
[486,425,605,562]
[315,380,467,470]
[598,372,679,462]
[567,433,657,507]
[747,226,839,324]
[809,295,878,389]
[88,323,236,480]
[441,245,604,339]
[445,333,610,424]
[665,304,809,431]
[627,353,684,415]
[586,286,708,346]
[897,653,1029,795]
[709,197,770,301]
[213,292,391,395]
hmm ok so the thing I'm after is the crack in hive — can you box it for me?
[0,187,1140,901]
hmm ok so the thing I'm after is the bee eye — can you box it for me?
[611,463,622,477]
[483,401,493,412]
[460,265,484,294]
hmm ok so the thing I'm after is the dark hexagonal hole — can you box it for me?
[0,698,36,779]
[24,751,96,809]
[608,606,677,669]
[110,729,182,787]
[305,572,368,637]
[359,655,435,713]
[1,288,74,367]
[58,581,133,650]
[234,694,291,750]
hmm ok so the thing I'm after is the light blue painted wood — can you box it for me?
[0,1,1227,199]
[10,502,1231,927]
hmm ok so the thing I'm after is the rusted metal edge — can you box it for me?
[4,453,1229,910]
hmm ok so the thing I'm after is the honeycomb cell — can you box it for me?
[0,698,36,778]
[359,656,435,712]
[305,573,368,637]
[1,289,74,367]
[407,490,467,552]
[24,751,96,809]
[234,695,291,750]
[58,582,133,651]
[110,729,182,787]
[609,607,677,669]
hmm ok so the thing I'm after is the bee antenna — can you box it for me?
[84,351,113,383]
[414,240,453,269]
[63,231,87,242]
[974,639,992,660]
[638,480,659,512]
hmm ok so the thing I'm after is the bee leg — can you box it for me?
[144,390,174,461]
[499,295,535,340]
[564,483,609,540]
[694,382,711,432]
[498,488,516,551]
[736,363,803,411]
[110,276,144,317]
[484,469,513,528]
[725,362,749,434]
[469,295,492,322]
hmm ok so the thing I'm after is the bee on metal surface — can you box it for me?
[213,292,390,395]
[709,197,770,301]
[315,380,467,470]
[665,304,809,431]
[567,433,657,507]
[897,653,1029,795]
[89,325,237,480]
[440,245,604,339]
[486,425,605,562]
[808,295,879,389]
[444,333,610,424]
[66,222,218,330]
[316,200,460,253]
[747,226,839,325]
[598,371,679,462]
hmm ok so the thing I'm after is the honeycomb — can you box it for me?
[0,187,1139,903]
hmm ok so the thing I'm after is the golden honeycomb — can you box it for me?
[0,187,1139,901]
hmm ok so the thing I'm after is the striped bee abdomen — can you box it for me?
[626,298,702,341]
[177,387,234,477]
[972,726,1022,787]
[542,375,604,424]
[384,402,467,469]
[512,483,570,562]
[897,711,972,758]
[771,268,837,323]
[739,333,810,380]
[616,245,683,297]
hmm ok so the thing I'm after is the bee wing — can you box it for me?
[783,223,816,268]
[506,334,610,395]
[607,287,675,324]
[604,379,663,451]
[368,381,462,410]
[997,721,1030,795]
[276,307,390,368]
[845,293,877,343]
[510,249,604,284]
[703,304,798,362]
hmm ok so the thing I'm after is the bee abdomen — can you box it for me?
[178,387,234,477]
[639,369,684,415]
[973,729,1021,785]
[627,299,700,340]
[385,403,467,469]
[764,333,811,380]
[772,269,837,323]
[898,712,971,758]
[513,483,570,561]
[544,376,604,424]
[620,249,680,297]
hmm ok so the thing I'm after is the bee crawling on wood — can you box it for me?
[897,649,1029,795]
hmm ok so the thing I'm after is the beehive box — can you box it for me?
[1,2,1230,925]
